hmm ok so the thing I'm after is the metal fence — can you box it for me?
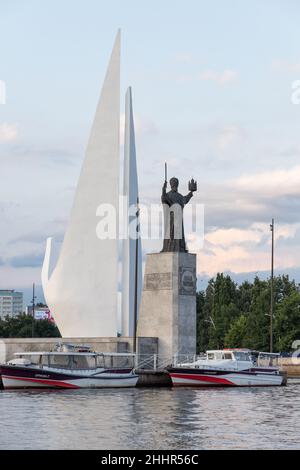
[134,354,205,371]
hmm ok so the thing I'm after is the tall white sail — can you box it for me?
[42,31,121,337]
[121,87,142,337]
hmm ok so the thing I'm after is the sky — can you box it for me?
[1,0,300,304]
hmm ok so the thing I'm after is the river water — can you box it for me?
[0,381,300,450]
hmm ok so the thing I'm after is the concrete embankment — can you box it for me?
[279,358,300,378]
[136,370,172,387]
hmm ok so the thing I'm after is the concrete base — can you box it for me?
[137,252,197,360]
[136,370,172,387]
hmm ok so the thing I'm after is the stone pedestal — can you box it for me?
[137,252,197,360]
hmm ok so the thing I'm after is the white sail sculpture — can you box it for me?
[42,31,121,337]
[121,88,142,337]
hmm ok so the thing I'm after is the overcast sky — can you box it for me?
[1,0,300,300]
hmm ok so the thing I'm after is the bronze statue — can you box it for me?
[161,176,197,252]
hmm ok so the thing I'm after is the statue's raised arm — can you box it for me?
[188,178,197,193]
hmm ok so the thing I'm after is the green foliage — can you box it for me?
[0,313,61,338]
[275,290,300,351]
[197,274,300,353]
[224,315,248,348]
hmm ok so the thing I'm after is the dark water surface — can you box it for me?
[1,381,300,450]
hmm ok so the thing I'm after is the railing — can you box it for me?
[134,354,205,371]
[134,354,259,372]
[135,354,172,371]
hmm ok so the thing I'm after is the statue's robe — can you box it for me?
[161,188,193,252]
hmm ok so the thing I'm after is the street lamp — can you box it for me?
[270,219,274,353]
[31,283,36,338]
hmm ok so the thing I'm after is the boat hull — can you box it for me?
[168,368,286,387]
[0,365,138,389]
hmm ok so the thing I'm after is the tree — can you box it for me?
[0,314,61,338]
[243,277,270,351]
[275,290,300,351]
[196,274,300,353]
[225,315,248,348]
[208,274,239,349]
[196,291,206,352]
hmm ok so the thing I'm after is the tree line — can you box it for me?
[197,273,300,353]
[1,274,300,353]
[0,313,61,338]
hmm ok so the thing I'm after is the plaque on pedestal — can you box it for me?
[137,252,197,360]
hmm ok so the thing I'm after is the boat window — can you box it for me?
[214,352,223,360]
[96,355,105,368]
[258,353,278,367]
[72,355,96,369]
[49,354,72,368]
[223,353,232,360]
[41,355,49,366]
[25,355,41,365]
[18,354,41,366]
[207,353,215,360]
[233,351,251,362]
[116,356,134,368]
[103,355,134,369]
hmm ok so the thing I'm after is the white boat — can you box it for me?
[0,345,138,389]
[167,349,287,387]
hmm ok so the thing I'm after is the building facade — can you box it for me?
[0,290,23,318]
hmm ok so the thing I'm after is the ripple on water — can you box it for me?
[0,382,300,449]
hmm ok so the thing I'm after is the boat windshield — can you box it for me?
[48,354,97,369]
[48,354,72,368]
[18,354,41,365]
[206,351,234,360]
[232,351,251,362]
[72,355,97,369]
[258,352,279,367]
[96,355,134,369]
[223,352,233,360]
[207,352,223,360]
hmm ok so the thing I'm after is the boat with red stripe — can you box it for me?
[0,344,138,389]
[167,349,287,387]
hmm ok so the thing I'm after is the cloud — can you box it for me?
[199,69,238,85]
[173,52,194,64]
[0,123,18,142]
[9,229,64,246]
[8,253,44,268]
[234,165,300,197]
[206,223,300,248]
[177,69,238,85]
[0,265,43,289]
[272,59,300,72]
[199,222,300,277]
[206,226,263,247]
[216,125,245,152]
[120,113,159,144]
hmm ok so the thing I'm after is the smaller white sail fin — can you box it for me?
[122,87,142,337]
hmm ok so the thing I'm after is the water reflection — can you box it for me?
[0,382,299,449]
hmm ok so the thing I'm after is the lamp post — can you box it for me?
[31,283,36,338]
[270,219,274,353]
[133,197,140,354]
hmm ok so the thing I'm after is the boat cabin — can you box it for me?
[206,349,252,362]
[9,352,136,370]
